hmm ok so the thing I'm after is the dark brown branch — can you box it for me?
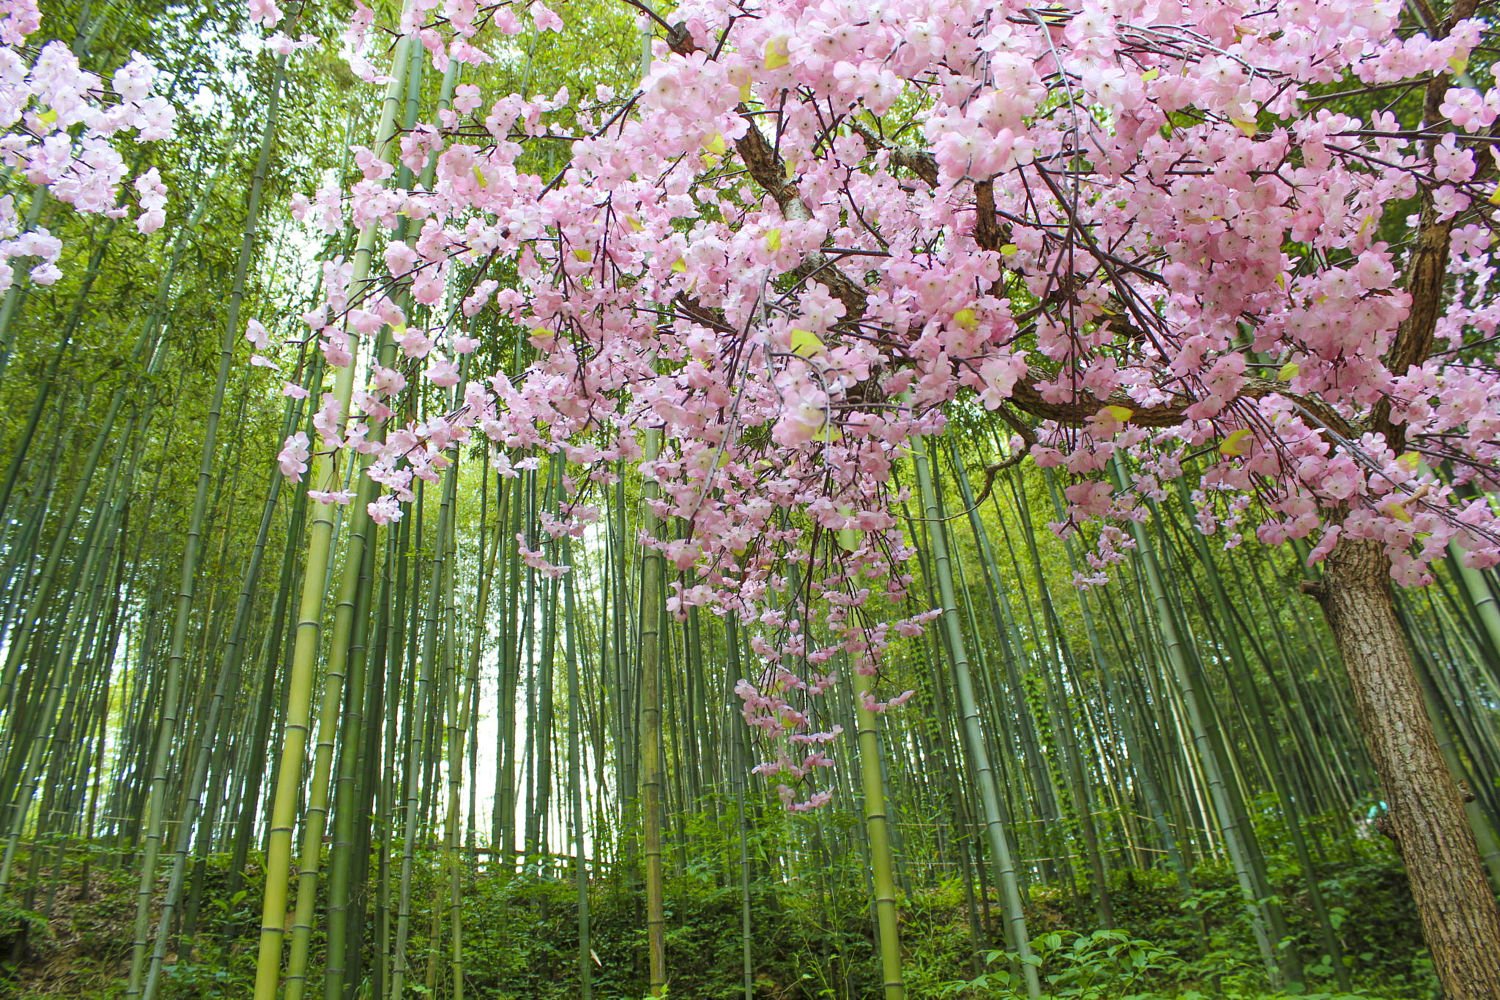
[1370,0,1477,446]
[1007,369,1356,441]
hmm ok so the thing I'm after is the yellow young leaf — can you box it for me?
[784,156,798,181]
[473,164,488,188]
[36,107,57,127]
[765,227,782,252]
[789,328,824,358]
[953,308,979,331]
[671,258,687,274]
[1230,117,1257,138]
[625,215,644,232]
[1140,68,1160,83]
[1385,501,1413,523]
[572,248,592,262]
[1219,428,1252,456]
[1449,54,1469,77]
[999,243,1019,256]
[1489,186,1500,206]
[727,66,752,104]
[1103,405,1133,424]
[1278,361,1300,381]
[763,36,790,70]
[701,132,726,166]
[1397,452,1422,473]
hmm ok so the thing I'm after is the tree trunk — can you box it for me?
[1318,539,1500,1000]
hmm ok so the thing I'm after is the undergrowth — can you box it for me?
[0,831,1437,999]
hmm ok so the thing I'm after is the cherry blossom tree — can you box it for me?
[266,0,1500,993]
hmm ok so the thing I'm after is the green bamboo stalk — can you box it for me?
[913,440,1040,998]
[251,17,416,995]
[494,468,526,857]
[1003,472,1114,919]
[0,190,49,380]
[726,614,754,1000]
[1040,472,1194,893]
[441,462,465,1000]
[563,533,593,999]
[391,459,456,998]
[639,426,668,995]
[135,53,290,999]
[321,512,379,998]
[852,661,907,1000]
[1115,460,1295,988]
[0,301,162,753]
[1162,483,1348,987]
[1451,549,1500,668]
[0,426,128,889]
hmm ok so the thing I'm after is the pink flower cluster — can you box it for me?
[0,1,175,291]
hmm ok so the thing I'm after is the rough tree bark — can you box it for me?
[1317,539,1500,1000]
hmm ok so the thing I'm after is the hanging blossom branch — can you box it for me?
[0,0,177,291]
[261,0,1500,806]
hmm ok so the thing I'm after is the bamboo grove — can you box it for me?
[2,2,1500,999]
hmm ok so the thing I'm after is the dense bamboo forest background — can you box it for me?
[1,2,1499,999]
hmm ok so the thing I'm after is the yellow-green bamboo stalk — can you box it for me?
[1451,546,1500,664]
[639,426,668,995]
[282,48,456,1000]
[251,14,416,996]
[852,662,906,1000]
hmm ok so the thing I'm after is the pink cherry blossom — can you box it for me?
[133,168,166,233]
[0,11,172,288]
[261,0,1500,810]
[247,0,282,30]
[278,432,310,481]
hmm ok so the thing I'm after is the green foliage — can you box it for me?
[0,832,1442,1000]
[939,928,1183,998]
[0,896,49,959]
[1022,839,1440,1000]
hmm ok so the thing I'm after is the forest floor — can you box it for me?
[0,840,1442,999]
